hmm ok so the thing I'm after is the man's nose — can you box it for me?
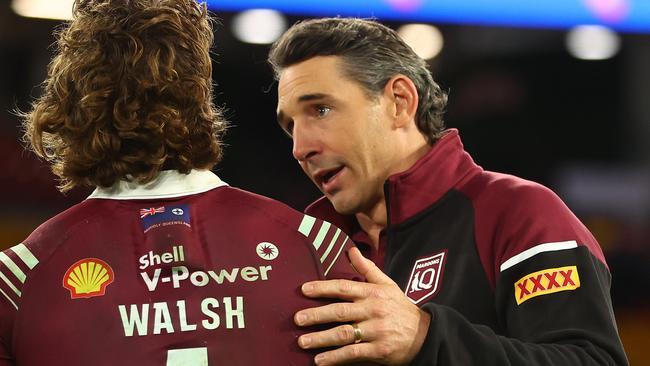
[292,123,319,162]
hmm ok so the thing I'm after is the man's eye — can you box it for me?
[317,106,331,117]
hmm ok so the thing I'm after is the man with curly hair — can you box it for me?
[0,2,360,365]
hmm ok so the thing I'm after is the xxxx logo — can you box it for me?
[514,265,580,305]
[404,250,446,304]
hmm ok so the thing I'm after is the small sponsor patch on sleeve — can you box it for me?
[514,265,580,305]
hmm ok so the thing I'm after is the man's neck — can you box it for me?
[355,201,387,250]
[353,139,433,250]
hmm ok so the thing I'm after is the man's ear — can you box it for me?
[384,74,418,129]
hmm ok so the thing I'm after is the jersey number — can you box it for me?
[166,347,208,365]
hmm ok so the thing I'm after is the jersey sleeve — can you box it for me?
[0,292,15,366]
[295,214,362,281]
[0,243,40,366]
[411,182,628,365]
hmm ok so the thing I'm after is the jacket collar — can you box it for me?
[305,129,482,228]
[87,169,228,200]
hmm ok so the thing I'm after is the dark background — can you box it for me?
[1,3,648,363]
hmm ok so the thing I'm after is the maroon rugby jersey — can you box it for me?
[0,170,359,365]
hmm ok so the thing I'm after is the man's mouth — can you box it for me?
[314,166,344,188]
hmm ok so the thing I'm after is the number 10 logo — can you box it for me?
[404,250,447,305]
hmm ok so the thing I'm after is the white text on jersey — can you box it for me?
[118,297,245,336]
[139,245,185,270]
[140,265,273,291]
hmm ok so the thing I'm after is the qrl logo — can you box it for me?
[405,251,446,304]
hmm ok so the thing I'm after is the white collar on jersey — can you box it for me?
[87,169,228,200]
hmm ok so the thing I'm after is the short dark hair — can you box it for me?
[22,0,227,192]
[268,17,447,144]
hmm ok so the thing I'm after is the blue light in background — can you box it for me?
[205,0,650,33]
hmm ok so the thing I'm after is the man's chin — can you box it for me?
[328,195,359,216]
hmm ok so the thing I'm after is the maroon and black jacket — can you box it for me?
[306,129,628,365]
[0,170,359,365]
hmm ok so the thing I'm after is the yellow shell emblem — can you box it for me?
[63,258,115,299]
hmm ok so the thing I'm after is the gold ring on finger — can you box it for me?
[352,323,362,344]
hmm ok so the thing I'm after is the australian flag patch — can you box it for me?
[139,204,191,233]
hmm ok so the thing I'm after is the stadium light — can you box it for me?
[12,0,74,21]
[566,25,621,60]
[397,24,444,60]
[231,9,287,44]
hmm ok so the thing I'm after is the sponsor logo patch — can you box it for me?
[256,242,279,260]
[63,258,115,299]
[405,250,446,304]
[139,204,191,233]
[514,265,580,305]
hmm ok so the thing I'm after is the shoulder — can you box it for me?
[199,186,307,231]
[1,199,108,300]
[0,241,36,357]
[195,186,337,256]
[460,170,573,227]
[13,200,113,274]
[459,171,605,284]
[461,170,558,203]
[203,187,350,248]
[201,187,360,280]
[0,242,39,312]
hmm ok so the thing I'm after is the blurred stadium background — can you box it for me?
[1,0,649,363]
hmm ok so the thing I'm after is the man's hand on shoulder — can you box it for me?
[295,247,431,366]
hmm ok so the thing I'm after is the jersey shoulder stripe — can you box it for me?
[500,240,578,272]
[298,214,353,277]
[0,243,40,309]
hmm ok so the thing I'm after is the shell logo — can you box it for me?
[63,258,115,299]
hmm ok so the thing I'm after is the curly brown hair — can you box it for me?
[22,0,226,192]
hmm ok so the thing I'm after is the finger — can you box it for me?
[313,343,375,366]
[301,279,371,300]
[298,323,372,350]
[347,247,394,285]
[294,302,369,326]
